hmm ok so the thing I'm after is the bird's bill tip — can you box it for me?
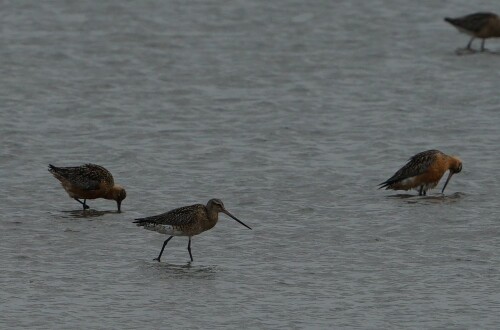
[441,171,454,194]
[222,209,252,230]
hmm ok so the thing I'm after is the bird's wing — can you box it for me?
[379,150,441,187]
[134,204,204,226]
[450,12,497,33]
[48,164,106,190]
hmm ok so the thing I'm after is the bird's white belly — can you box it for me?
[400,177,439,191]
[401,177,417,187]
[456,26,475,37]
[143,224,188,236]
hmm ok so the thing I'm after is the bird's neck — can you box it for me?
[205,209,220,229]
[104,185,120,200]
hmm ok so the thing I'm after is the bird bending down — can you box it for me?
[444,12,500,52]
[49,164,127,211]
[134,199,252,262]
[378,150,462,196]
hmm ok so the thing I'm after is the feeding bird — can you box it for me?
[444,12,500,52]
[378,150,462,196]
[49,163,126,211]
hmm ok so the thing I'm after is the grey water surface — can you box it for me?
[1,0,500,329]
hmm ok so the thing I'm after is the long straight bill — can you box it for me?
[441,172,454,194]
[223,209,252,230]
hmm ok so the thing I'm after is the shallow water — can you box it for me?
[1,0,500,329]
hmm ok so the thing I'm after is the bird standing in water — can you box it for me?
[379,150,462,196]
[49,164,127,211]
[134,199,251,262]
[444,12,500,52]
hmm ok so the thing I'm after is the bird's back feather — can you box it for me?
[49,164,113,191]
[444,12,497,34]
[134,204,206,227]
[378,150,441,188]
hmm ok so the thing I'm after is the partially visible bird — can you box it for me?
[444,12,500,51]
[379,150,462,196]
[134,199,251,262]
[49,164,126,211]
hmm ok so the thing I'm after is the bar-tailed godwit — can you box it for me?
[378,150,462,196]
[49,164,127,211]
[134,199,251,262]
[444,12,500,51]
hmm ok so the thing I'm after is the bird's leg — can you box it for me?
[418,186,424,196]
[75,198,90,210]
[187,237,193,262]
[481,39,485,52]
[154,236,173,262]
[456,37,476,55]
[466,37,474,50]
[423,190,426,196]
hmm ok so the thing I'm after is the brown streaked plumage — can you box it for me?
[444,12,500,51]
[48,164,126,211]
[379,150,462,196]
[134,199,251,262]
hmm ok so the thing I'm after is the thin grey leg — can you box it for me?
[187,237,193,262]
[466,37,474,50]
[154,236,173,262]
[75,198,90,210]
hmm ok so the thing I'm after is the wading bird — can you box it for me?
[379,150,462,196]
[134,199,251,262]
[444,12,500,52]
[49,164,126,211]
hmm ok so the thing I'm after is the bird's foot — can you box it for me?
[480,48,499,54]
[153,257,161,262]
[455,48,476,56]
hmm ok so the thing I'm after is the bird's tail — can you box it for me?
[48,164,56,171]
[378,182,390,190]
[378,177,398,189]
[444,17,456,25]
[133,217,149,226]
